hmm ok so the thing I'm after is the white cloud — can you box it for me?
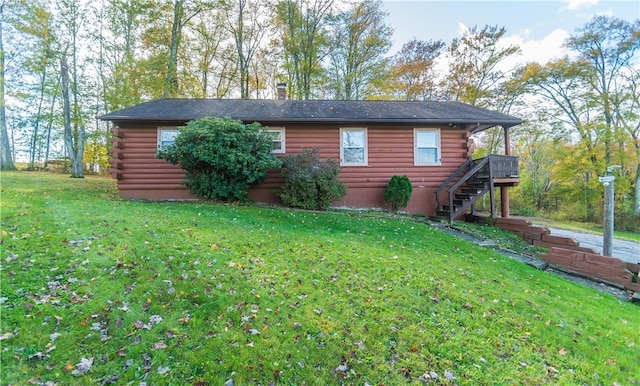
[485,28,572,77]
[510,28,572,65]
[563,0,599,11]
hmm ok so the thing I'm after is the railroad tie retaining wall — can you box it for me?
[539,247,640,292]
[492,218,638,293]
[494,218,598,253]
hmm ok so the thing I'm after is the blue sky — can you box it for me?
[382,0,640,64]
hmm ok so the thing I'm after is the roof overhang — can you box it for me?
[99,99,523,133]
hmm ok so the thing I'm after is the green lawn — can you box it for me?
[1,172,638,385]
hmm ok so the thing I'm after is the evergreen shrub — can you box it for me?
[384,175,413,211]
[275,149,347,210]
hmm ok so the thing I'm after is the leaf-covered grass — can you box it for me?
[1,172,638,385]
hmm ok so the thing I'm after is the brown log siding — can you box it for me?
[110,122,470,214]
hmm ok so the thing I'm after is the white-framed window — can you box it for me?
[158,127,180,149]
[414,128,441,166]
[340,128,368,166]
[265,128,285,154]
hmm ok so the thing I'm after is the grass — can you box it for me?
[1,171,639,385]
[449,221,545,255]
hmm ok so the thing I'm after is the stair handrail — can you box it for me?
[447,156,490,194]
[434,158,473,209]
[448,156,490,223]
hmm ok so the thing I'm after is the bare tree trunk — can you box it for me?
[0,3,16,170]
[165,0,183,97]
[61,54,84,178]
[29,71,48,170]
[43,93,56,168]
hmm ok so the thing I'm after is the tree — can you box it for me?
[565,16,640,215]
[512,118,556,211]
[0,1,16,170]
[11,0,56,170]
[443,24,520,159]
[164,0,208,97]
[54,0,91,178]
[98,0,155,111]
[517,59,607,221]
[389,38,445,101]
[274,0,332,100]
[565,16,640,167]
[60,53,84,177]
[326,0,392,100]
[157,117,281,201]
[445,24,520,108]
[223,0,267,99]
[188,7,229,97]
[615,67,640,213]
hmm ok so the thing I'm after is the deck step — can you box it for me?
[436,210,451,217]
[453,198,469,206]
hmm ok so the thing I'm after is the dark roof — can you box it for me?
[98,98,522,132]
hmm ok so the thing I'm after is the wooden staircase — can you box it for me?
[435,155,519,223]
[436,180,489,219]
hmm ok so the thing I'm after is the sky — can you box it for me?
[382,0,640,65]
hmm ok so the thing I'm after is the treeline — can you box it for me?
[0,0,638,228]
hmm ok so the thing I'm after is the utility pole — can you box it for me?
[599,165,621,257]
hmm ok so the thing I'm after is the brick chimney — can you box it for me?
[276,83,287,100]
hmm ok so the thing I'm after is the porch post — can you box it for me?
[500,126,511,218]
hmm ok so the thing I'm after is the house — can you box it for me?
[99,95,522,220]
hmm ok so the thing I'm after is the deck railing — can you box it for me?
[476,155,519,180]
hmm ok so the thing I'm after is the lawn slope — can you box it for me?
[1,172,638,385]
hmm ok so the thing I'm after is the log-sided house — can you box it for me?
[99,94,521,221]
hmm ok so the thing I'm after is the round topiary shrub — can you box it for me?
[275,148,347,210]
[157,117,281,201]
[384,175,413,211]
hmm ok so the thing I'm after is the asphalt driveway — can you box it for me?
[543,226,640,265]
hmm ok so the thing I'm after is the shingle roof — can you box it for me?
[98,98,522,132]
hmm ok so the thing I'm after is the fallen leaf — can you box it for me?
[71,357,93,376]
[546,365,559,375]
[154,341,168,350]
[444,369,456,381]
[102,374,120,384]
[335,364,348,373]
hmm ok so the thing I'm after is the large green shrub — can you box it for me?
[275,149,347,210]
[157,117,281,201]
[383,175,413,211]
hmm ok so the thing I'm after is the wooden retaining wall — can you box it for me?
[490,218,639,293]
[494,218,598,254]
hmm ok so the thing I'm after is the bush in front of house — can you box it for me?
[157,117,281,201]
[275,148,347,210]
[384,175,413,211]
